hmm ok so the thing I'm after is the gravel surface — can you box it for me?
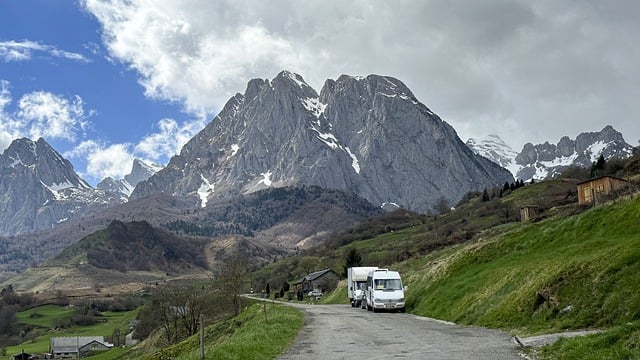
[277,303,524,360]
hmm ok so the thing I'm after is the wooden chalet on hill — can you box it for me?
[577,175,630,205]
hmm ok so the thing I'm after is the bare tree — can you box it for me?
[218,251,249,316]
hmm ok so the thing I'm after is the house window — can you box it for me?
[596,184,605,193]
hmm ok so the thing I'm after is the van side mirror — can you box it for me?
[403,286,408,292]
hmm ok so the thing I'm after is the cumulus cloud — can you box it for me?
[82,0,640,149]
[0,40,89,63]
[1,77,202,183]
[17,92,91,141]
[0,81,94,153]
[60,117,203,183]
[135,117,205,162]
[65,140,134,180]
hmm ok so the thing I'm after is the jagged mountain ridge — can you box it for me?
[96,159,162,199]
[466,125,634,181]
[0,137,161,236]
[0,138,122,236]
[132,71,513,212]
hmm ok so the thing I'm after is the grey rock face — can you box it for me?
[513,125,633,181]
[132,71,513,212]
[0,138,121,236]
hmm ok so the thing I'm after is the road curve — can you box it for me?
[277,303,523,360]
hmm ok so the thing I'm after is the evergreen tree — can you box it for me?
[503,182,510,192]
[342,248,362,277]
[591,155,606,177]
[481,189,490,202]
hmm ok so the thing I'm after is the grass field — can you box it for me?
[397,195,640,356]
[6,305,139,357]
[124,301,303,360]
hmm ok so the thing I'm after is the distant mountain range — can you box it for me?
[466,125,635,181]
[3,70,578,281]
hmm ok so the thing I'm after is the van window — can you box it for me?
[374,279,402,290]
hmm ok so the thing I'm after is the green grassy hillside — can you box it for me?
[398,194,640,355]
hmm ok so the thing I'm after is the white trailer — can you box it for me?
[364,269,407,313]
[347,266,378,307]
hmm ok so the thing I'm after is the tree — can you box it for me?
[591,154,606,177]
[136,283,219,345]
[481,189,490,202]
[342,248,363,277]
[218,251,249,316]
[281,281,290,293]
[433,196,450,215]
[297,256,321,275]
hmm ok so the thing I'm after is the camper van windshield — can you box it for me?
[374,279,402,290]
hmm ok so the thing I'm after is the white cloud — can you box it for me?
[0,40,89,63]
[65,140,134,180]
[17,92,91,142]
[1,76,201,183]
[82,0,640,149]
[82,0,315,114]
[0,81,94,153]
[62,116,203,183]
[134,117,205,162]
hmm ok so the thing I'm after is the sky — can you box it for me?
[1,0,639,186]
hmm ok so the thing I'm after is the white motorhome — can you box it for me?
[347,266,378,307]
[364,269,406,313]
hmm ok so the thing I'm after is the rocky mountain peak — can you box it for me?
[0,137,121,236]
[132,71,513,212]
[1,137,89,190]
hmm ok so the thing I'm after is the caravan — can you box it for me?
[364,269,406,312]
[347,267,378,307]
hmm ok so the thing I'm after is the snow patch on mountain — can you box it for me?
[345,147,360,174]
[197,174,214,207]
[466,134,519,175]
[230,144,239,156]
[301,97,327,118]
[259,171,273,186]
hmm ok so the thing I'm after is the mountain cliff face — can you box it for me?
[132,71,513,212]
[0,138,121,236]
[467,126,634,181]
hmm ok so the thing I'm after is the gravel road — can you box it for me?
[277,303,523,360]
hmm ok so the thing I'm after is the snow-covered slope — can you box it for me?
[467,126,634,182]
[466,135,519,176]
